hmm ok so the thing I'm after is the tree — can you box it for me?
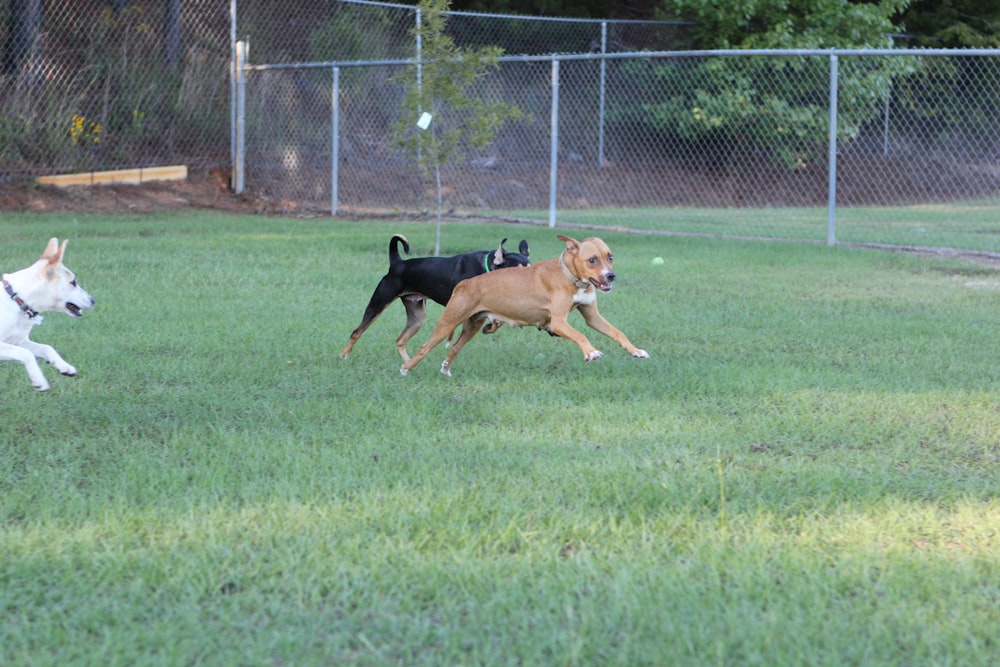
[899,0,1000,47]
[391,0,523,255]
[164,0,182,66]
[610,0,914,169]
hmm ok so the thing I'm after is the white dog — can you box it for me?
[1,238,95,391]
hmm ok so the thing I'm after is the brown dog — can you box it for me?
[400,234,649,376]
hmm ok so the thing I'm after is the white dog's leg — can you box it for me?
[20,339,77,376]
[0,342,51,391]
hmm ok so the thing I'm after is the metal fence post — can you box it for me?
[234,40,247,195]
[549,58,560,228]
[229,0,237,190]
[415,7,422,93]
[826,52,839,246]
[331,66,340,216]
[598,21,607,168]
[416,7,422,164]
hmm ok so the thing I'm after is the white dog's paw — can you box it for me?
[632,349,650,358]
[58,364,78,377]
[584,350,603,361]
[26,365,50,391]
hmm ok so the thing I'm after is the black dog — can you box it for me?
[340,234,530,361]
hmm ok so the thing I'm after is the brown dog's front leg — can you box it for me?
[547,317,603,361]
[579,305,649,358]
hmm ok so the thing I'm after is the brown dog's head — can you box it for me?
[558,234,616,292]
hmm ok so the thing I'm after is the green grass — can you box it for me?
[504,196,1000,253]
[2,210,999,665]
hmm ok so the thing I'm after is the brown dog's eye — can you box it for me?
[588,257,598,265]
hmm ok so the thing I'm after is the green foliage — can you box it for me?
[900,0,1000,47]
[659,0,911,49]
[625,0,915,168]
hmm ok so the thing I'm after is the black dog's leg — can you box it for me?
[339,276,400,359]
[395,297,427,363]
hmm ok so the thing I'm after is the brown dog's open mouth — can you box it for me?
[590,279,613,293]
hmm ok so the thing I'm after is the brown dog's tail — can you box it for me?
[388,234,410,265]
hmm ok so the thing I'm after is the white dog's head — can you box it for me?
[34,238,95,318]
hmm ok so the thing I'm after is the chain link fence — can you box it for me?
[243,42,1000,252]
[4,1,1000,254]
[0,0,230,179]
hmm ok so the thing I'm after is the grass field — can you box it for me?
[506,197,1000,253]
[2,209,999,666]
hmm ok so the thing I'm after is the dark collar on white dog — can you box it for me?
[559,254,591,290]
[3,278,40,319]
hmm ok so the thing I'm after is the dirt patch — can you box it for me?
[0,169,266,215]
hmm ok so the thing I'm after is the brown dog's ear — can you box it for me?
[557,234,579,254]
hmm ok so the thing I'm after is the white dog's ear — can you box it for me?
[40,237,65,262]
[39,238,66,279]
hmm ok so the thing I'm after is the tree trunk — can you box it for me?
[434,160,443,256]
[164,0,182,67]
[3,0,42,77]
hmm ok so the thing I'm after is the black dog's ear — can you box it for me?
[493,238,509,266]
[519,239,529,257]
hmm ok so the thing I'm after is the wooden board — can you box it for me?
[37,165,188,187]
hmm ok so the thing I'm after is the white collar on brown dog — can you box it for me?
[559,253,591,290]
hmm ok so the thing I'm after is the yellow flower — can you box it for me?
[70,115,85,144]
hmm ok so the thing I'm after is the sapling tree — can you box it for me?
[391,0,522,255]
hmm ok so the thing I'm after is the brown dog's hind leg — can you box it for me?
[400,312,466,376]
[439,316,486,376]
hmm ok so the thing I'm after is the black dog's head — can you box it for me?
[489,238,530,270]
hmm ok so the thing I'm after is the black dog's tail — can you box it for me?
[388,234,410,265]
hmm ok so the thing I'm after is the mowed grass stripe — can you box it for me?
[1,210,998,666]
